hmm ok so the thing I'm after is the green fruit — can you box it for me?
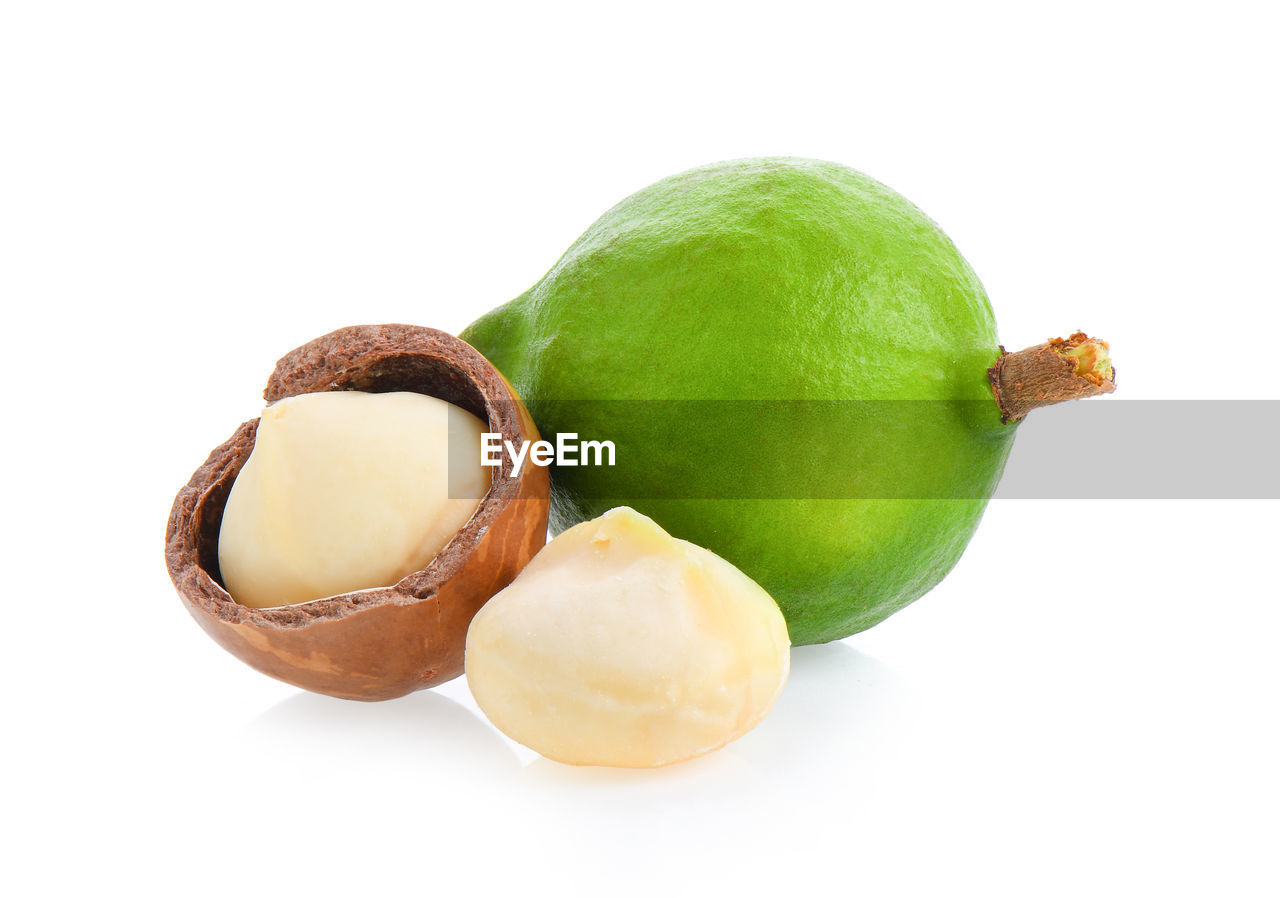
[463,158,1105,644]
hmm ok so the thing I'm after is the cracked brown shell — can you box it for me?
[165,324,549,700]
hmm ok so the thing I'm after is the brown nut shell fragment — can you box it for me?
[165,324,549,701]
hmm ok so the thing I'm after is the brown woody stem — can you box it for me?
[988,331,1116,424]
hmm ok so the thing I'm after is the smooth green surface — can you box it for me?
[463,158,1017,644]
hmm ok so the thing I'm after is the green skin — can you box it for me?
[463,158,1016,645]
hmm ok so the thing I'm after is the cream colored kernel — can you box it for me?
[218,390,488,608]
[465,506,790,767]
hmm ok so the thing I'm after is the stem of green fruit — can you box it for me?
[987,332,1117,424]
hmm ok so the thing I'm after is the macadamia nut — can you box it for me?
[465,507,790,767]
[218,391,488,608]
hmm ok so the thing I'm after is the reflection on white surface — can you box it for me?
[247,687,521,775]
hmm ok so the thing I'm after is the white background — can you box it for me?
[3,2,1277,895]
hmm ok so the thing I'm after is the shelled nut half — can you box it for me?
[165,324,549,700]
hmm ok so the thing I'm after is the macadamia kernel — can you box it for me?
[465,507,790,767]
[218,391,488,608]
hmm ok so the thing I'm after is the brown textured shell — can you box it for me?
[165,324,549,700]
